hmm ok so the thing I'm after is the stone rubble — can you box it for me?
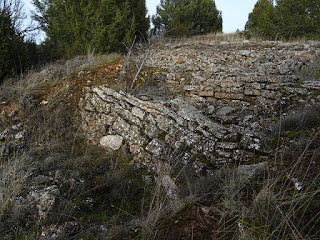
[0,123,28,160]
[27,185,60,222]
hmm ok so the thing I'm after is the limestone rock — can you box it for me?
[100,135,123,150]
[216,106,236,116]
[146,139,167,157]
[40,222,80,240]
[132,107,145,120]
[236,162,266,177]
[28,185,60,221]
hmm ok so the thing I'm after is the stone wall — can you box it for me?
[146,41,320,110]
[79,40,320,172]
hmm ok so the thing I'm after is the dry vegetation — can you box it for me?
[0,39,319,239]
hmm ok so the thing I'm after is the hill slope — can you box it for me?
[1,38,320,239]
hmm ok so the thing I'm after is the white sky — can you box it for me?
[215,0,257,32]
[147,0,258,33]
[23,0,258,37]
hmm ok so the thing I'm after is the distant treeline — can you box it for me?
[1,0,320,82]
[246,0,320,40]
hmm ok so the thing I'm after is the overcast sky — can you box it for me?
[24,0,258,35]
[147,0,257,33]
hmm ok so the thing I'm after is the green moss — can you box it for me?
[74,196,94,212]
[208,115,219,123]
[270,136,284,148]
[284,131,301,139]
[158,132,166,142]
[181,71,193,84]
[312,89,320,95]
[192,153,214,167]
[84,233,97,240]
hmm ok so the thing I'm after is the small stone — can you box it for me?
[28,185,59,221]
[204,71,213,79]
[40,100,49,105]
[176,59,184,64]
[146,139,166,157]
[215,92,245,100]
[201,206,210,215]
[217,142,238,150]
[216,106,236,116]
[132,107,145,120]
[244,88,261,96]
[78,70,85,77]
[15,130,27,141]
[236,162,266,177]
[239,50,251,56]
[100,135,123,150]
[198,91,214,97]
[161,175,179,201]
[184,85,198,91]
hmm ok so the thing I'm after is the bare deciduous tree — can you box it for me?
[121,32,163,93]
[1,0,25,31]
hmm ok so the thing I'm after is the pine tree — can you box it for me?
[33,0,149,58]
[276,0,310,38]
[0,0,31,82]
[152,0,222,37]
[0,10,15,81]
[245,0,277,39]
[246,0,320,40]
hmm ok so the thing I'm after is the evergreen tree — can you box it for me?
[152,0,222,37]
[276,0,320,38]
[246,0,320,40]
[33,0,149,58]
[0,9,16,81]
[245,0,277,39]
[0,0,33,82]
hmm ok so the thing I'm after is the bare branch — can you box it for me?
[130,48,150,92]
[120,31,164,93]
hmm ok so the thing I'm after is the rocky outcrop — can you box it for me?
[0,123,28,160]
[80,87,253,171]
[80,40,320,172]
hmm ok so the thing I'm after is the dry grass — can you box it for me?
[0,156,26,227]
[0,52,120,102]
[150,129,319,239]
[0,51,121,238]
[220,152,320,239]
[160,31,262,45]
[158,31,320,47]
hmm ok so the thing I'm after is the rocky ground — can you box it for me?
[1,38,320,239]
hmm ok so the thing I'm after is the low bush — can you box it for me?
[281,104,320,131]
[299,55,320,81]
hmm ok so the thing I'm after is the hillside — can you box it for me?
[1,36,320,239]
